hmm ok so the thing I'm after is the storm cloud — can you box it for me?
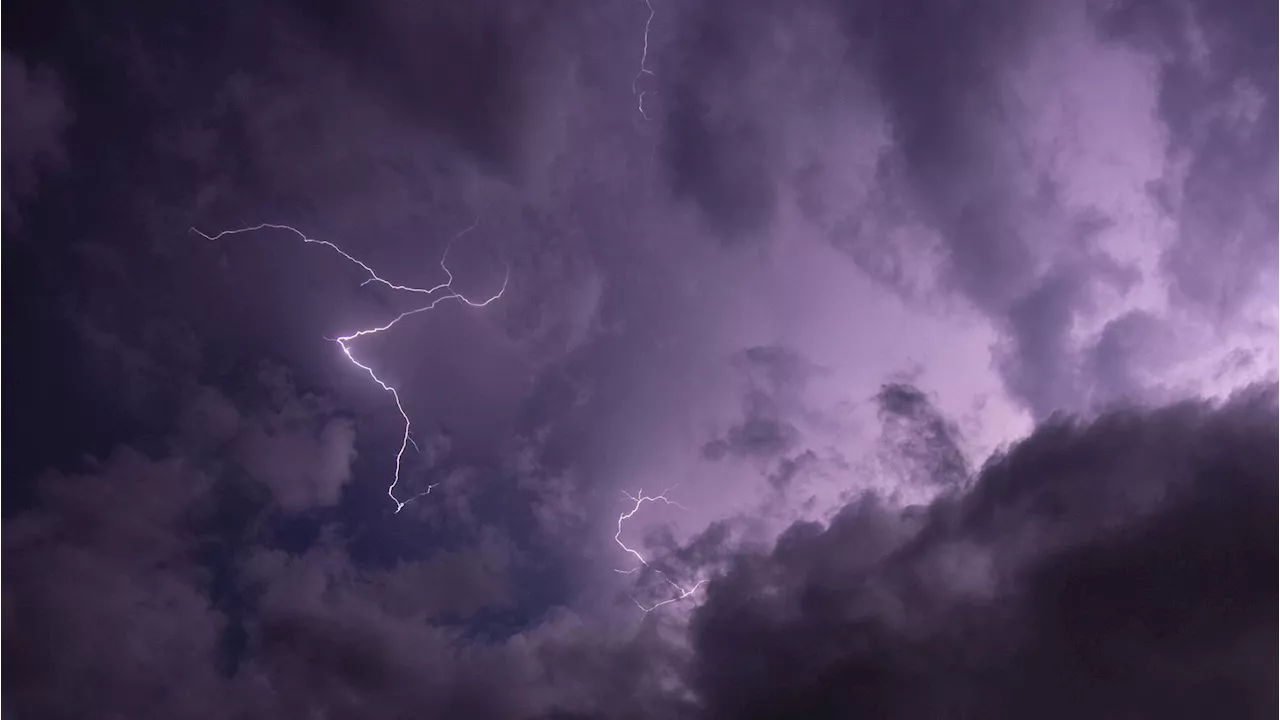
[2,52,71,231]
[690,386,1278,719]
[3,0,1275,718]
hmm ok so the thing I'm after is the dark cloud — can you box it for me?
[665,96,778,242]
[2,447,231,719]
[874,382,968,488]
[695,347,854,527]
[658,0,881,246]
[1,380,536,718]
[281,0,568,179]
[993,268,1089,417]
[700,391,800,462]
[766,449,819,491]
[4,1,1275,718]
[1,52,72,230]
[228,367,359,513]
[701,346,824,469]
[659,2,786,242]
[235,535,528,719]
[687,385,1277,719]
[6,328,1275,719]
[1085,309,1175,404]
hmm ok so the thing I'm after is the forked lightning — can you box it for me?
[614,488,708,612]
[192,218,507,513]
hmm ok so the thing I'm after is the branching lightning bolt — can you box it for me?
[632,0,656,119]
[192,217,508,514]
[614,488,707,613]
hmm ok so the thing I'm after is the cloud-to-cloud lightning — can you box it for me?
[614,488,708,612]
[632,0,656,119]
[192,217,508,513]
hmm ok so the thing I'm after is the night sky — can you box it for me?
[2,1,1277,718]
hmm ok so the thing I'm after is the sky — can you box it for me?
[2,0,1276,718]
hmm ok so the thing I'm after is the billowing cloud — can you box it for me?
[2,384,542,718]
[1097,0,1277,319]
[4,1,1275,718]
[231,371,359,513]
[652,0,1275,419]
[2,447,231,718]
[688,385,1277,719]
[9,369,1271,719]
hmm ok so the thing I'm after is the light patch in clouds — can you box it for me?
[996,4,1276,412]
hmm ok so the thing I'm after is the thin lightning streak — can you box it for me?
[614,488,707,613]
[632,0,656,119]
[192,218,508,514]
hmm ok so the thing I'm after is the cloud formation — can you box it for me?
[229,372,360,513]
[688,386,1277,719]
[3,0,1275,718]
[874,381,969,489]
[6,365,1274,718]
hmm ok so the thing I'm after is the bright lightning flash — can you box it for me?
[632,0,656,119]
[192,218,508,513]
[614,488,707,613]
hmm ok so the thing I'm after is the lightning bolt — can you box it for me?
[632,0,656,119]
[614,488,707,613]
[192,216,508,513]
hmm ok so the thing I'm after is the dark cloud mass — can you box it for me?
[2,52,71,231]
[3,0,1275,718]
[692,387,1278,719]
